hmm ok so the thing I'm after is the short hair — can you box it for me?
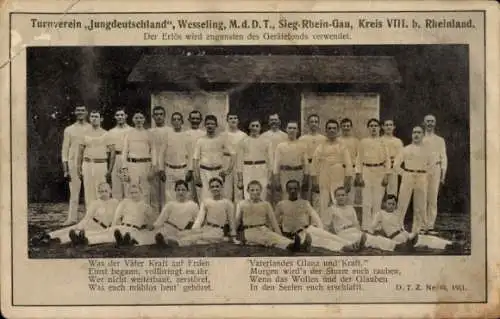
[385,194,398,202]
[189,110,202,119]
[413,125,424,132]
[285,179,300,190]
[226,112,238,120]
[424,114,436,121]
[115,108,127,114]
[334,186,346,196]
[307,114,320,122]
[247,180,262,190]
[366,118,380,127]
[204,114,218,125]
[152,106,165,114]
[97,182,111,191]
[325,119,339,129]
[174,179,189,190]
[132,110,145,116]
[171,112,184,123]
[340,118,353,126]
[268,113,280,120]
[208,177,223,187]
[89,109,102,116]
[248,118,261,126]
[382,119,395,126]
[128,183,142,193]
[74,105,87,110]
[286,120,299,127]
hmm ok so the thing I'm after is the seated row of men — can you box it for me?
[33,178,461,253]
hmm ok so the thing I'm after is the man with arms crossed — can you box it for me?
[222,112,247,202]
[185,110,205,202]
[107,109,132,200]
[422,114,448,235]
[381,119,404,197]
[193,115,236,201]
[61,105,91,225]
[338,118,359,205]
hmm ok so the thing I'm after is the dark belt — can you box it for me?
[84,158,107,163]
[123,223,145,230]
[342,164,356,168]
[280,165,303,171]
[388,230,403,239]
[282,225,309,238]
[166,163,187,169]
[403,168,426,174]
[363,162,385,167]
[166,220,184,231]
[244,160,266,165]
[243,223,266,230]
[115,151,122,155]
[308,158,313,164]
[92,217,110,229]
[200,165,222,171]
[127,158,151,163]
[206,221,224,229]
[223,152,232,157]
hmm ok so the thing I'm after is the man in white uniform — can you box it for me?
[77,110,115,208]
[381,119,404,197]
[237,119,273,200]
[393,125,432,233]
[185,110,205,202]
[355,119,390,230]
[422,114,448,234]
[158,112,190,203]
[338,118,360,205]
[149,106,172,213]
[222,112,247,202]
[273,121,309,200]
[122,111,155,206]
[107,109,132,200]
[61,105,91,225]
[193,115,235,201]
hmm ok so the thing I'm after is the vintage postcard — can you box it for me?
[0,0,499,318]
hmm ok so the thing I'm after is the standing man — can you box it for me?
[107,109,132,200]
[237,119,273,199]
[222,112,247,202]
[61,105,91,225]
[381,119,404,197]
[122,111,155,206]
[338,118,360,205]
[149,106,172,213]
[422,114,448,234]
[299,114,326,204]
[158,112,190,203]
[273,121,309,200]
[393,126,432,233]
[355,119,391,231]
[185,110,205,202]
[193,115,236,201]
[311,119,353,224]
[77,110,115,208]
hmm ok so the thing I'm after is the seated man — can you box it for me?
[369,195,461,251]
[328,187,408,252]
[236,180,301,252]
[276,180,355,253]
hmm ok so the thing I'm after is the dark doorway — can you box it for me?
[229,84,301,133]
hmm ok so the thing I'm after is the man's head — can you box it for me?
[114,109,127,125]
[286,121,299,140]
[188,110,203,128]
[334,187,347,206]
[204,115,218,134]
[423,114,436,132]
[171,112,184,130]
[152,106,166,127]
[132,111,146,128]
[325,119,340,139]
[128,184,142,201]
[248,119,262,136]
[247,180,263,201]
[367,118,381,137]
[383,195,398,213]
[412,125,424,143]
[340,118,353,135]
[89,110,102,127]
[382,119,395,136]
[97,182,111,200]
[208,177,224,197]
[286,179,300,200]
[307,114,320,132]
[74,105,88,121]
[268,113,281,130]
[174,179,189,199]
[226,112,239,130]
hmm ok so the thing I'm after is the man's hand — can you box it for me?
[354,174,365,187]
[219,171,227,180]
[63,171,71,182]
[77,167,83,180]
[440,172,445,184]
[185,170,193,182]
[311,183,320,193]
[105,172,112,184]
[158,170,166,182]
[237,179,244,190]
[147,225,155,231]
[381,174,389,187]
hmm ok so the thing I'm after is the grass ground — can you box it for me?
[28,203,471,259]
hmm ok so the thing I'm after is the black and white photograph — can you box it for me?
[27,44,471,259]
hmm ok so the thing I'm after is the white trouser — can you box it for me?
[176,226,225,246]
[82,161,107,208]
[391,230,451,249]
[361,166,386,230]
[397,171,428,233]
[223,155,240,201]
[317,163,345,225]
[199,165,225,201]
[150,174,164,214]
[49,218,108,244]
[425,165,441,230]
[111,156,127,200]
[302,226,349,252]
[164,164,188,203]
[244,226,292,249]
[242,162,269,200]
[279,168,304,199]
[386,173,399,196]
[126,161,152,204]
[66,160,82,223]
[337,227,396,251]
[85,225,145,245]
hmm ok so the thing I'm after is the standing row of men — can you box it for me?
[61,105,447,235]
